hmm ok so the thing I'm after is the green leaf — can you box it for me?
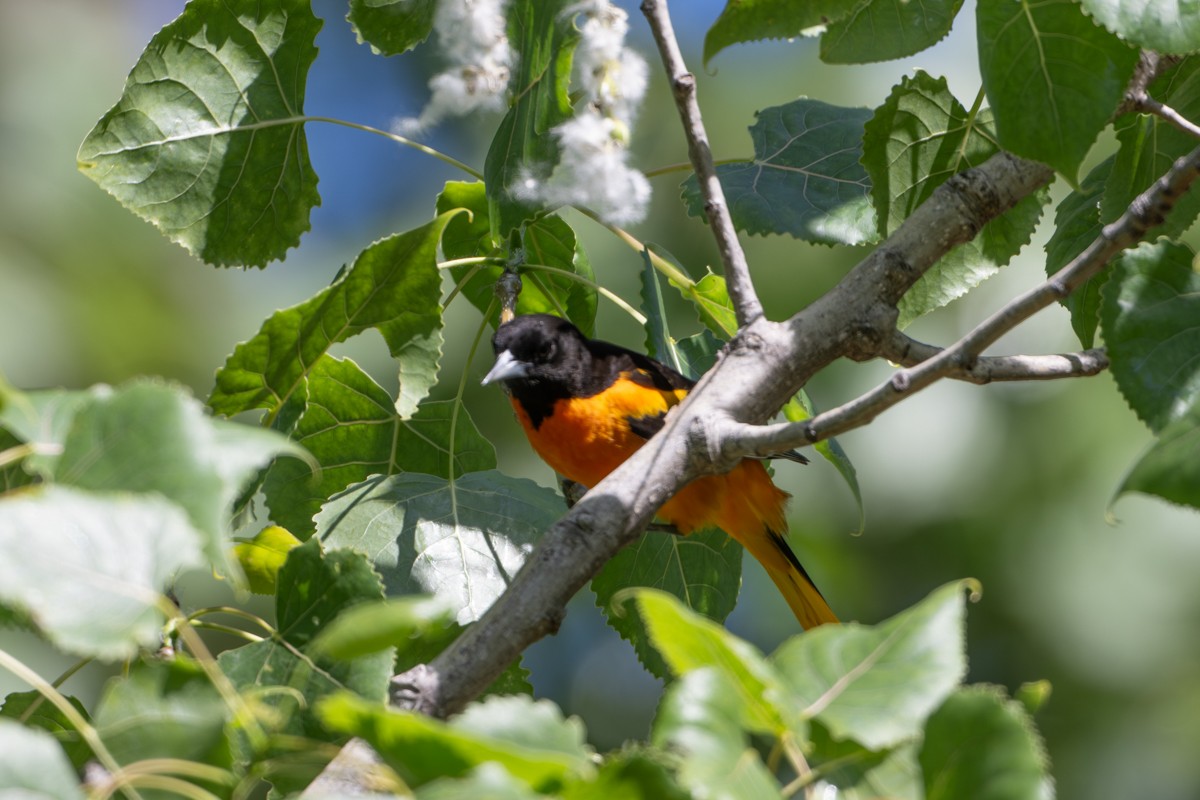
[771,580,968,750]
[393,617,535,698]
[0,719,85,800]
[48,380,306,567]
[808,730,922,800]
[0,388,99,479]
[437,182,598,335]
[1102,59,1200,237]
[1116,398,1200,509]
[1100,240,1200,431]
[920,686,1052,800]
[863,72,1048,326]
[640,247,683,371]
[688,273,741,337]
[977,0,1138,180]
[347,0,437,56]
[318,692,594,790]
[630,589,788,734]
[311,595,457,660]
[682,99,877,245]
[562,749,691,800]
[316,471,563,622]
[0,429,36,493]
[675,330,725,379]
[94,658,231,771]
[231,524,302,594]
[0,486,203,660]
[219,540,394,738]
[821,0,965,64]
[650,668,781,800]
[418,764,544,800]
[76,0,321,267]
[211,214,455,420]
[704,0,854,66]
[484,0,579,237]
[262,356,495,538]
[593,529,743,680]
[0,691,92,772]
[1044,155,1115,348]
[1080,0,1200,55]
[783,395,864,535]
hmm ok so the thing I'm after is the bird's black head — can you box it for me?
[481,314,589,391]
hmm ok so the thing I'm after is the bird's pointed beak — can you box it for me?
[481,349,530,386]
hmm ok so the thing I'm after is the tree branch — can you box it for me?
[725,143,1200,460]
[882,332,1108,384]
[390,150,1054,719]
[640,0,763,327]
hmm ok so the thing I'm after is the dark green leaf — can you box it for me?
[640,247,682,371]
[675,330,724,380]
[316,471,562,621]
[276,539,388,646]
[822,0,965,64]
[0,691,92,772]
[484,0,579,237]
[210,214,455,420]
[1044,156,1115,348]
[262,356,495,538]
[920,686,1051,800]
[0,487,203,660]
[977,0,1138,179]
[682,99,877,245]
[704,0,853,66]
[0,719,85,800]
[1102,59,1200,237]
[631,589,789,734]
[1100,240,1200,431]
[593,529,743,680]
[347,0,437,56]
[1080,0,1200,55]
[76,0,321,267]
[523,216,598,337]
[51,380,306,566]
[318,692,594,790]
[650,668,781,799]
[1116,398,1200,509]
[863,72,1047,326]
[0,428,37,493]
[393,617,534,697]
[94,658,231,771]
[771,580,968,749]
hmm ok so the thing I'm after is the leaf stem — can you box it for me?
[642,156,748,178]
[521,263,648,324]
[307,116,483,179]
[186,606,276,637]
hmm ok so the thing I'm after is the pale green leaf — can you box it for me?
[0,487,203,660]
[1080,0,1200,55]
[0,719,85,800]
[771,580,968,749]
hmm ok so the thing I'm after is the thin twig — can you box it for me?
[641,0,763,326]
[881,332,1109,384]
[725,143,1200,458]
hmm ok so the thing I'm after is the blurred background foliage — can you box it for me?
[1,1,1197,798]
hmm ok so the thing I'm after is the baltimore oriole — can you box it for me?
[482,313,837,629]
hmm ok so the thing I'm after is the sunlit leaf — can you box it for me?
[311,595,457,660]
[77,0,321,267]
[0,487,202,660]
[316,471,562,622]
[0,692,92,772]
[318,692,594,790]
[771,580,968,750]
[210,214,456,420]
[1079,0,1200,55]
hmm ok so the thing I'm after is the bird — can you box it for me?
[481,313,837,629]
